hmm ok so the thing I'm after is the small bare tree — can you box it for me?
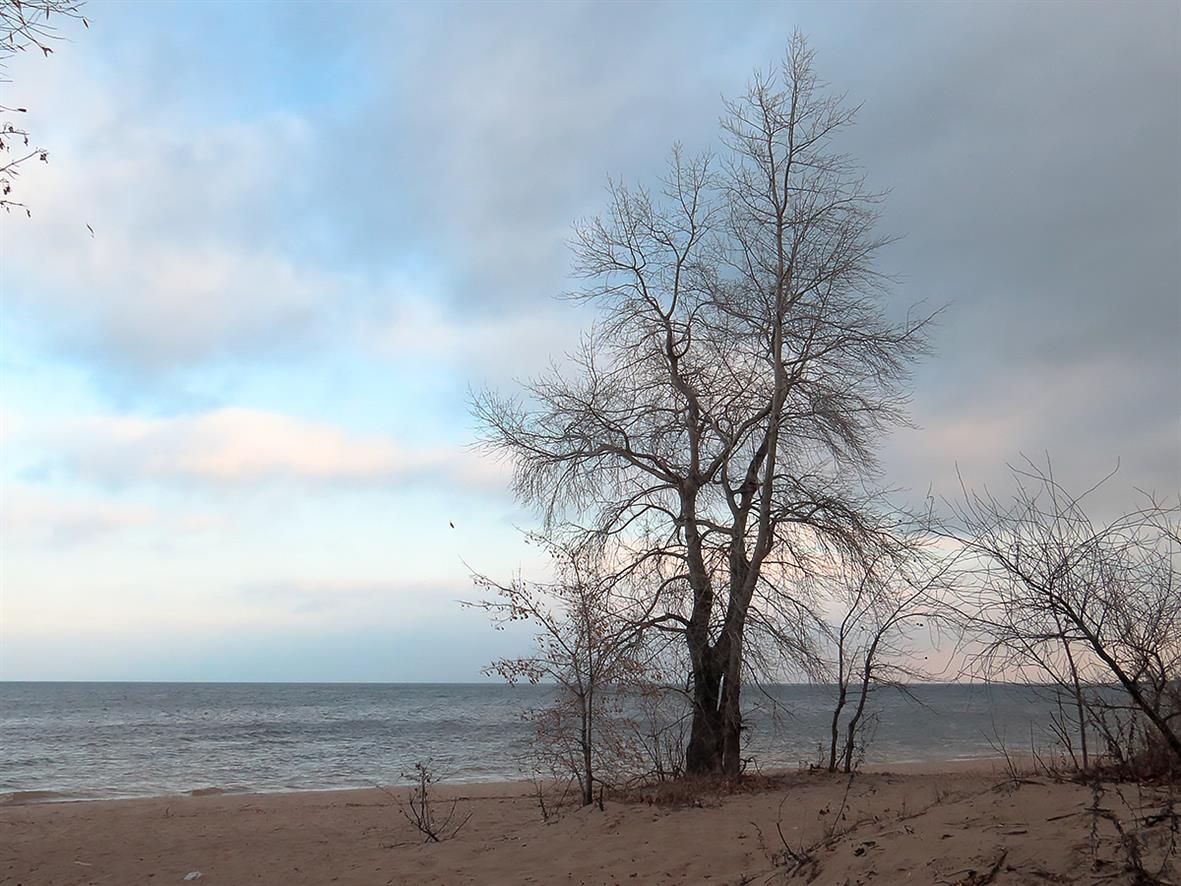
[622,641,693,784]
[948,460,1181,769]
[825,549,952,773]
[393,760,471,843]
[1,0,88,215]
[466,535,661,806]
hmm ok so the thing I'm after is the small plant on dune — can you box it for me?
[395,759,471,844]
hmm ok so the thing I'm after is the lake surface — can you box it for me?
[0,682,1064,800]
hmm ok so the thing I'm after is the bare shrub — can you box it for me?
[947,460,1181,772]
[466,534,669,805]
[825,545,954,773]
[1088,779,1179,884]
[392,760,471,844]
[625,676,690,783]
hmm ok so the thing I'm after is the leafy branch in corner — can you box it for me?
[1,0,88,216]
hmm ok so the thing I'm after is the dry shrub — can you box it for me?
[1087,722,1181,785]
[611,772,792,808]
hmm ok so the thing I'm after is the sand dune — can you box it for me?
[2,764,1176,885]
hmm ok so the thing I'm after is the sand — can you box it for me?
[2,762,1177,885]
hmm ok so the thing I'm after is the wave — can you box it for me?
[1,789,70,804]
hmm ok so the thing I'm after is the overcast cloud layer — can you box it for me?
[1,1,1178,680]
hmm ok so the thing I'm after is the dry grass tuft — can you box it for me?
[610,772,795,807]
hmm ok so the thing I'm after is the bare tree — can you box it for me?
[948,460,1181,767]
[390,760,471,843]
[466,535,662,805]
[825,552,949,773]
[1,0,87,215]
[475,33,932,776]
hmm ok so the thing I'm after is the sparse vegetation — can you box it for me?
[824,547,953,773]
[390,760,472,844]
[947,460,1181,775]
[1,4,1177,886]
[466,534,679,806]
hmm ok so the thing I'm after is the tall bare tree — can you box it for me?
[476,34,932,776]
[1,0,87,215]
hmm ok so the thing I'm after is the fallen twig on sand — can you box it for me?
[976,849,1008,884]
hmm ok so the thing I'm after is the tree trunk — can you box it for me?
[684,494,732,776]
[685,642,747,776]
[1069,612,1181,763]
[843,665,873,774]
[719,694,742,776]
[828,684,847,773]
[581,689,594,806]
[1061,640,1089,770]
[719,634,744,777]
[686,651,724,775]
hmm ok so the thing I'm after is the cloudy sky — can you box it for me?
[1,1,1178,681]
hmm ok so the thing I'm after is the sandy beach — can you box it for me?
[3,762,1176,885]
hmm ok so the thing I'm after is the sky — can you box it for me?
[1,1,1178,681]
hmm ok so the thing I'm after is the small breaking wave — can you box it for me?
[1,789,70,804]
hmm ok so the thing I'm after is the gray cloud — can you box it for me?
[320,2,1180,501]
[825,2,1181,502]
[6,1,1178,498]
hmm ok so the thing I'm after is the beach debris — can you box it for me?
[182,872,202,881]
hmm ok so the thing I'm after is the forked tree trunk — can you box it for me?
[686,654,724,775]
[685,644,745,777]
[842,650,876,773]
[719,636,744,776]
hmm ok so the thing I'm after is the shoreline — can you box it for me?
[0,756,1013,807]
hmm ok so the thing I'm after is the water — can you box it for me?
[0,682,1064,800]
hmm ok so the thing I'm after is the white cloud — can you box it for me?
[0,486,221,545]
[1,51,343,372]
[35,407,507,490]
[1,489,153,544]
